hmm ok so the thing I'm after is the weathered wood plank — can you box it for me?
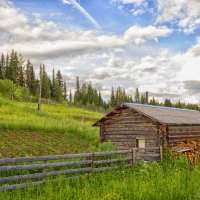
[0,160,92,172]
[103,131,156,135]
[0,167,92,184]
[168,126,200,131]
[0,158,131,172]
[168,135,200,139]
[0,181,45,192]
[168,131,200,135]
[0,150,131,165]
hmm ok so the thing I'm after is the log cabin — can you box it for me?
[93,103,200,150]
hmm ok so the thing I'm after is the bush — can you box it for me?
[0,79,29,100]
[91,141,117,152]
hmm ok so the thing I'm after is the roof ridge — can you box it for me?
[123,103,198,112]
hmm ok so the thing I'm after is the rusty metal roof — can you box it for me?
[124,103,200,125]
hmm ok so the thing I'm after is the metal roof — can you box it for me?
[124,103,200,125]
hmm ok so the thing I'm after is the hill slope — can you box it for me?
[0,97,103,157]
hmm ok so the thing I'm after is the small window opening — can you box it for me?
[136,137,145,148]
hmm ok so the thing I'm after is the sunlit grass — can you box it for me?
[1,159,200,200]
[0,96,103,156]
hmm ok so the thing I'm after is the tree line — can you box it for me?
[0,50,200,111]
[0,50,66,102]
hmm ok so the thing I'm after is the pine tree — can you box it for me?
[17,54,25,87]
[74,76,80,103]
[8,50,19,83]
[175,100,182,108]
[134,88,140,103]
[164,99,173,107]
[0,53,5,79]
[140,94,145,104]
[41,65,51,99]
[5,54,10,80]
[69,90,72,103]
[56,70,63,89]
[51,68,56,99]
[150,97,156,105]
[25,59,36,94]
[98,92,103,107]
[110,87,115,107]
[63,79,67,100]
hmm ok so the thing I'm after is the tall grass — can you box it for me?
[0,96,103,142]
[1,159,200,200]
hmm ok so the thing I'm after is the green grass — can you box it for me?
[1,96,200,199]
[0,96,103,156]
[1,159,200,200]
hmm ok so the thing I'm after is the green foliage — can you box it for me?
[0,79,15,97]
[0,79,29,100]
[1,161,200,200]
[109,86,133,107]
[91,141,117,152]
[73,79,106,109]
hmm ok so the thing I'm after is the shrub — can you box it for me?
[0,79,30,100]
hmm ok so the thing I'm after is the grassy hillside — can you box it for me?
[0,96,104,157]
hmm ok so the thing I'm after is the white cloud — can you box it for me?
[124,25,172,45]
[0,3,172,60]
[155,0,200,33]
[62,0,100,29]
[1,0,200,103]
[112,0,144,5]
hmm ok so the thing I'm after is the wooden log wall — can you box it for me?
[100,108,160,150]
[167,125,200,145]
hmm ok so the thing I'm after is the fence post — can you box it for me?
[159,146,163,162]
[86,153,94,172]
[43,160,48,181]
[132,148,136,164]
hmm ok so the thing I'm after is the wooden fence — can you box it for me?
[0,147,161,191]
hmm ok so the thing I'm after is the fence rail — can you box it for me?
[0,147,161,191]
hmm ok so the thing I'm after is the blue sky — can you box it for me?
[0,0,200,102]
[12,0,200,51]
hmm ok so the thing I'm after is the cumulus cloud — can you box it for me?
[113,0,200,33]
[155,0,200,33]
[1,0,200,103]
[124,25,172,45]
[0,2,172,61]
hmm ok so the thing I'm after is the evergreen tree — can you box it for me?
[5,54,10,80]
[0,53,5,79]
[8,50,19,83]
[74,76,80,103]
[17,54,25,87]
[41,65,51,99]
[150,97,156,105]
[164,99,173,107]
[134,88,140,103]
[56,70,63,89]
[110,87,115,107]
[25,60,36,94]
[63,79,67,100]
[175,100,182,108]
[51,68,56,99]
[69,90,72,103]
[140,94,145,104]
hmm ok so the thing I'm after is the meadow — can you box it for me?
[1,157,200,200]
[0,96,103,157]
[1,96,200,200]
